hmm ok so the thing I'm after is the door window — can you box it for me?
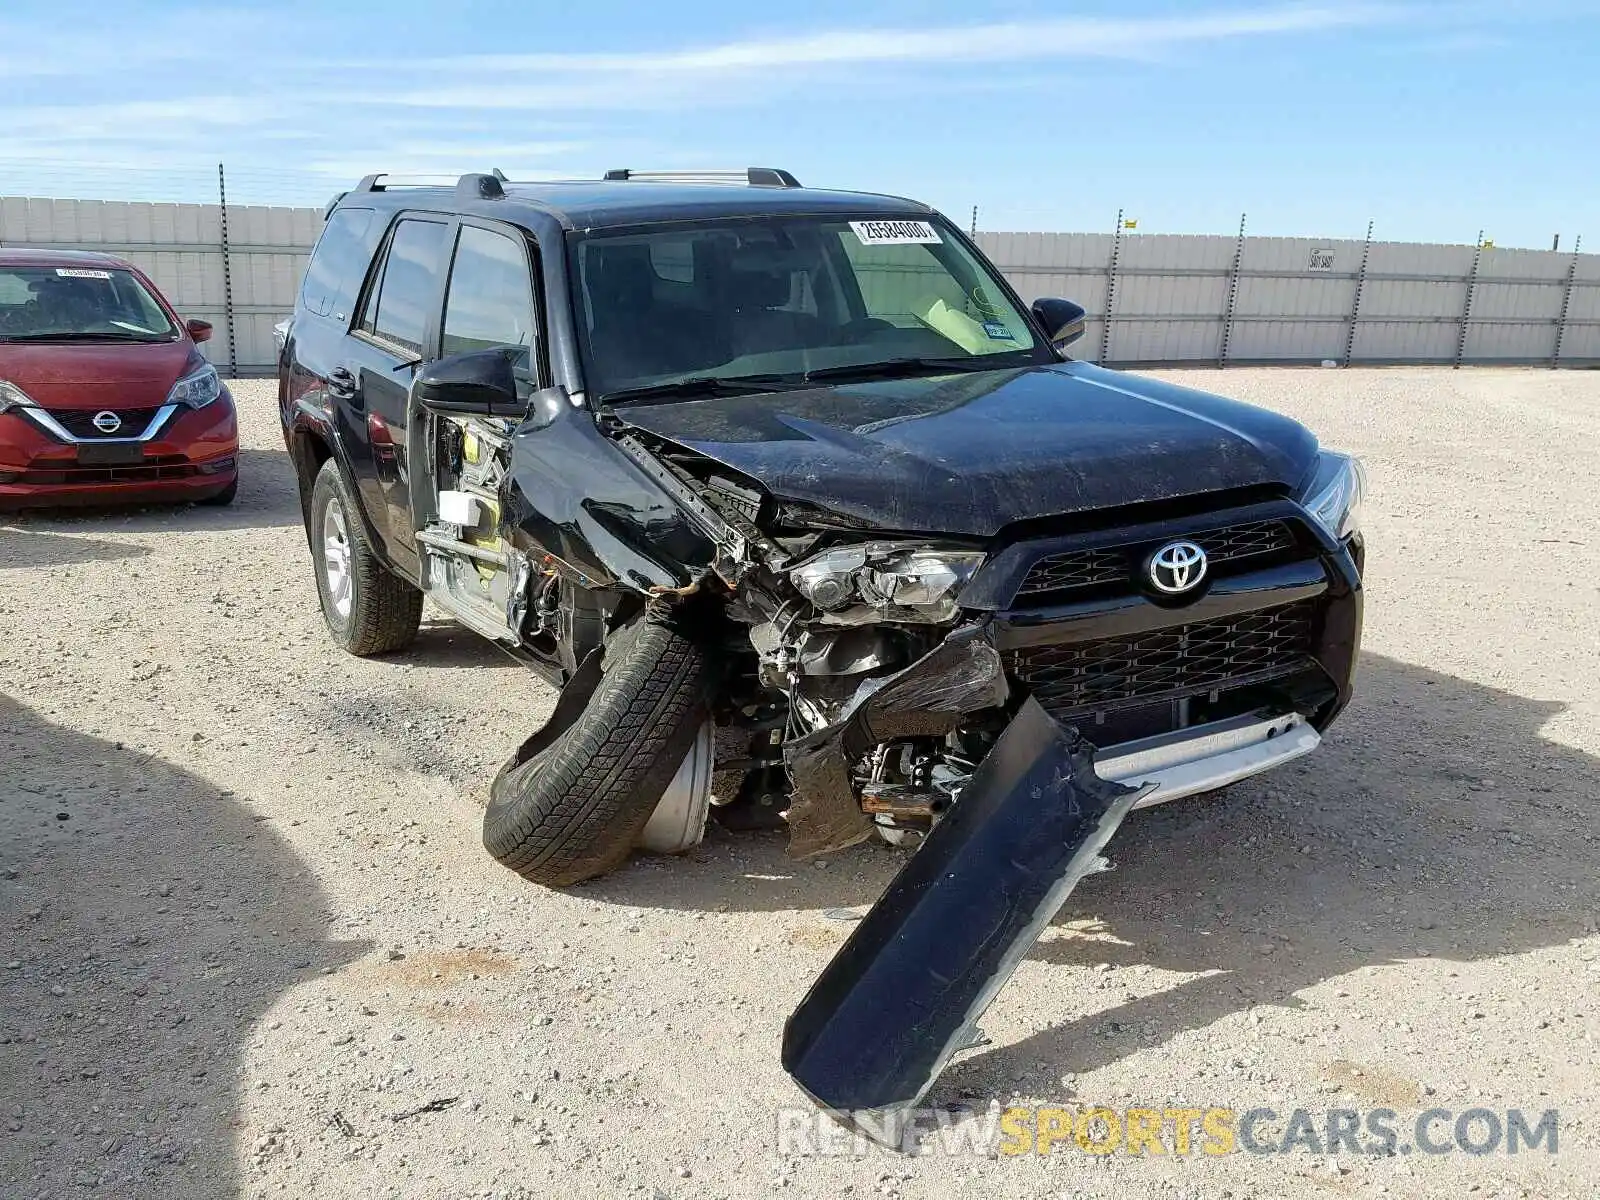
[441,226,538,358]
[361,217,450,353]
[300,207,382,321]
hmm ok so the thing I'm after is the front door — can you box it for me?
[346,214,453,573]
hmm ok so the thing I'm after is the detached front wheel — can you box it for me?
[484,614,710,887]
[309,459,422,656]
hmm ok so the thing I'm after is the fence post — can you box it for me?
[1218,212,1247,367]
[1099,208,1123,366]
[217,162,238,379]
[1552,234,1582,368]
[1453,230,1484,370]
[1343,220,1374,368]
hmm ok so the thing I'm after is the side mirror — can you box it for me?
[415,347,528,417]
[185,318,213,344]
[1031,298,1086,349]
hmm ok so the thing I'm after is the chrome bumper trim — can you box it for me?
[1094,712,1320,809]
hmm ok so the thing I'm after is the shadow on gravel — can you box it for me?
[0,530,151,570]
[405,620,527,671]
[0,696,362,1200]
[941,652,1600,1095]
[0,448,300,534]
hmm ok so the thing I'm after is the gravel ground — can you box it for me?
[2,367,1597,1200]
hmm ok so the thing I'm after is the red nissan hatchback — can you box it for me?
[0,248,238,508]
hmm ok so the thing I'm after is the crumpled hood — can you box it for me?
[615,361,1319,537]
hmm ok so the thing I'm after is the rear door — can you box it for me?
[346,214,453,571]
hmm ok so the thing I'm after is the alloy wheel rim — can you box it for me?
[323,501,353,620]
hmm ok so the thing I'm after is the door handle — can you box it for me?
[327,367,358,404]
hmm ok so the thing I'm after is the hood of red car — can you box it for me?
[0,339,195,409]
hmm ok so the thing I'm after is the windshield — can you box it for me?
[570,215,1049,401]
[0,266,179,342]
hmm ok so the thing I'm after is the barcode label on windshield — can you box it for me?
[56,268,112,279]
[850,220,941,246]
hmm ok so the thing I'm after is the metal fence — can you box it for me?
[3,192,1596,374]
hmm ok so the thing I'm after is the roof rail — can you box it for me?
[602,167,802,189]
[349,173,471,194]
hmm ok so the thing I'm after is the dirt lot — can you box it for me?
[2,367,1597,1199]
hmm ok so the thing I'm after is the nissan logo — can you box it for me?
[91,410,122,434]
[1148,540,1208,595]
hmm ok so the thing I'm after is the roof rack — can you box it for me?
[602,167,802,189]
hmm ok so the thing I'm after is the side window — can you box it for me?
[441,226,538,358]
[300,207,381,321]
[360,217,450,353]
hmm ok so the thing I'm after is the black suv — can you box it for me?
[280,167,1364,1120]
[278,165,1362,885]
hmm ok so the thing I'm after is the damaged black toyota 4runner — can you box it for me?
[280,168,1364,1125]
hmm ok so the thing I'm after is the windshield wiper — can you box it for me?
[601,354,1030,406]
[602,375,790,406]
[0,331,172,343]
[788,355,1022,386]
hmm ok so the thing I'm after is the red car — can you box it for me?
[0,248,238,508]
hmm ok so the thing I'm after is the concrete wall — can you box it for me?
[0,196,319,375]
[975,229,1600,368]
[5,194,1596,373]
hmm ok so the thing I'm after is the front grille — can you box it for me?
[44,407,162,439]
[1009,599,1318,720]
[1017,519,1297,600]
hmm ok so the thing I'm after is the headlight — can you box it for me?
[167,363,221,409]
[1301,450,1366,541]
[0,380,38,414]
[790,542,985,624]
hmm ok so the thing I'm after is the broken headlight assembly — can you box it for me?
[166,363,221,409]
[789,543,986,624]
[1300,450,1365,541]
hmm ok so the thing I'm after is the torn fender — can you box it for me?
[781,697,1149,1131]
[782,627,1009,858]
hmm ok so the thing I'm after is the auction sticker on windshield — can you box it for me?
[850,220,941,245]
[55,268,113,279]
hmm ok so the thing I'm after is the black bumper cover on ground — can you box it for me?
[781,697,1148,1131]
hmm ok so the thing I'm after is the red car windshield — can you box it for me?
[0,267,179,342]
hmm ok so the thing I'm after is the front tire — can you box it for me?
[484,614,709,886]
[309,459,422,656]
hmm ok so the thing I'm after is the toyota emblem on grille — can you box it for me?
[91,410,122,434]
[1148,540,1208,594]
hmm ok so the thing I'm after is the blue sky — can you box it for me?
[1,0,1597,246]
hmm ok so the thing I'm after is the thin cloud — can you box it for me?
[408,5,1395,74]
[384,4,1398,109]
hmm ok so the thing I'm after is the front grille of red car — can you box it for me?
[1007,599,1319,720]
[43,407,163,440]
[17,456,200,485]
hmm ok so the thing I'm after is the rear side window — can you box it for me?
[361,218,450,353]
[441,225,538,358]
[300,207,381,322]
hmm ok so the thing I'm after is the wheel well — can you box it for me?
[289,427,333,540]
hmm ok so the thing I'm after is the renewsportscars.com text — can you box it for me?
[776,1105,1560,1159]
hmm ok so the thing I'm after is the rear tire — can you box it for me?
[309,459,422,656]
[484,613,709,887]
